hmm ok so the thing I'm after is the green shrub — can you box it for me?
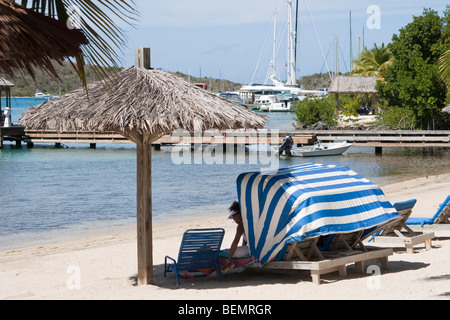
[376,106,415,129]
[294,95,337,126]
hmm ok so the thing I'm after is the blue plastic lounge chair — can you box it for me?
[406,196,450,227]
[370,199,435,253]
[164,228,225,285]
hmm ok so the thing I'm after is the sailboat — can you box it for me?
[239,0,326,110]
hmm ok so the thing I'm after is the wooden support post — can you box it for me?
[135,47,154,286]
[136,142,153,285]
[334,93,340,111]
[135,48,151,70]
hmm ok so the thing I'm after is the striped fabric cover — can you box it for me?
[237,163,400,265]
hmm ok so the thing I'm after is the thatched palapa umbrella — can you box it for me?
[0,0,88,79]
[20,48,267,285]
[329,75,379,110]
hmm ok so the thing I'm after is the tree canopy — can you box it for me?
[376,8,449,130]
[352,43,394,81]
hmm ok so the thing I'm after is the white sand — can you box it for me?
[1,174,449,300]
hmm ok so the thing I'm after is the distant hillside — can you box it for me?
[1,62,243,97]
[2,61,329,96]
[173,72,243,93]
[299,73,333,90]
[3,62,120,97]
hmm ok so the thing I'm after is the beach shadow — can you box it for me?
[141,259,430,289]
[438,292,450,297]
[423,274,450,281]
[386,260,430,273]
[128,275,138,287]
[421,274,450,299]
[147,263,319,289]
[434,236,450,241]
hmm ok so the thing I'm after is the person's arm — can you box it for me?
[223,222,244,271]
[227,222,244,262]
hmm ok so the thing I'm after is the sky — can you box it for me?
[117,0,448,85]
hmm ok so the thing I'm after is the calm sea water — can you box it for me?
[1,97,449,250]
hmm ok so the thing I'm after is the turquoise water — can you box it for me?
[1,98,449,250]
[1,97,43,123]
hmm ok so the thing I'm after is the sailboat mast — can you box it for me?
[294,0,299,73]
[349,10,353,70]
[287,0,296,85]
[334,37,339,79]
[270,9,277,83]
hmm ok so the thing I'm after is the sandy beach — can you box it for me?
[1,173,449,300]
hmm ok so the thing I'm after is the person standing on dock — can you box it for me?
[279,135,294,157]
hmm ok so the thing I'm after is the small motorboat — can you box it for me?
[290,141,352,157]
[34,90,52,100]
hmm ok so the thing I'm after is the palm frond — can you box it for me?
[13,0,138,85]
[352,43,393,79]
[0,0,88,80]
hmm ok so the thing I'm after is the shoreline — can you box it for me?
[1,172,448,253]
[1,173,449,300]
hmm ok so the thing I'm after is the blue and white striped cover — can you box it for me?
[237,163,400,265]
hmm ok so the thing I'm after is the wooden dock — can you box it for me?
[1,127,450,151]
[21,129,317,149]
[312,130,450,148]
[0,126,27,148]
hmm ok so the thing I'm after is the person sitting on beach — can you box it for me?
[222,201,250,272]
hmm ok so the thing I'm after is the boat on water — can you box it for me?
[255,94,299,112]
[255,95,286,112]
[290,141,353,157]
[239,1,327,105]
[218,92,246,107]
[34,90,52,100]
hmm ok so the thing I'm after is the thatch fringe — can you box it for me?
[19,68,267,141]
[0,0,88,80]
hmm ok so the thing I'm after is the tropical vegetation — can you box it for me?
[294,95,337,127]
[352,43,394,81]
[438,50,450,91]
[376,8,450,130]
[12,0,138,85]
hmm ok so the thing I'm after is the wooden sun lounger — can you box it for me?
[371,200,435,254]
[250,234,393,285]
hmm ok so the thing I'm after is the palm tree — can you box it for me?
[12,0,138,85]
[352,43,394,81]
[438,49,450,89]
